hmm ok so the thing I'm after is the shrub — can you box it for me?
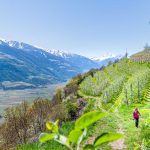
[0,98,67,149]
[0,102,30,148]
[52,88,63,105]
[49,103,68,123]
[65,101,78,120]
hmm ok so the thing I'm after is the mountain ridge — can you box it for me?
[0,39,99,90]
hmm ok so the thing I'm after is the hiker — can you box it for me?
[133,108,141,128]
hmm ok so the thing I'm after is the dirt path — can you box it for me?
[86,136,95,145]
[109,110,127,150]
[86,122,127,150]
[109,126,126,150]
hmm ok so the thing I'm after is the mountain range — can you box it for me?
[0,38,120,90]
[91,53,122,66]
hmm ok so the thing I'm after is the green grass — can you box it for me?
[119,105,142,149]
[16,141,68,150]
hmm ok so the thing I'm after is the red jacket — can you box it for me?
[133,111,140,119]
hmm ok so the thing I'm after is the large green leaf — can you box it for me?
[68,129,83,144]
[77,128,87,148]
[39,133,55,143]
[83,144,95,150]
[94,133,124,147]
[46,120,59,133]
[75,111,107,130]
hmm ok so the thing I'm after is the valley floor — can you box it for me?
[0,83,65,115]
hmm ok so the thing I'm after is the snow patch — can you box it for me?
[0,37,7,42]
[91,53,122,61]
[45,49,75,58]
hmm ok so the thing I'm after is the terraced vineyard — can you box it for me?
[144,82,150,102]
[130,47,150,63]
[79,58,150,110]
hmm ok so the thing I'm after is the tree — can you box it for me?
[125,51,128,58]
[144,43,150,49]
[29,99,52,133]
[1,102,30,147]
[52,88,63,105]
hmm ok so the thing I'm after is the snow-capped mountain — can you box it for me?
[46,49,74,58]
[0,39,43,51]
[91,53,122,66]
[0,38,99,89]
[91,53,122,61]
[47,49,100,72]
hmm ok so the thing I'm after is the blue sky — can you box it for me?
[0,0,150,57]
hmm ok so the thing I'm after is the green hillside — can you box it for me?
[0,50,150,150]
[77,58,150,149]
